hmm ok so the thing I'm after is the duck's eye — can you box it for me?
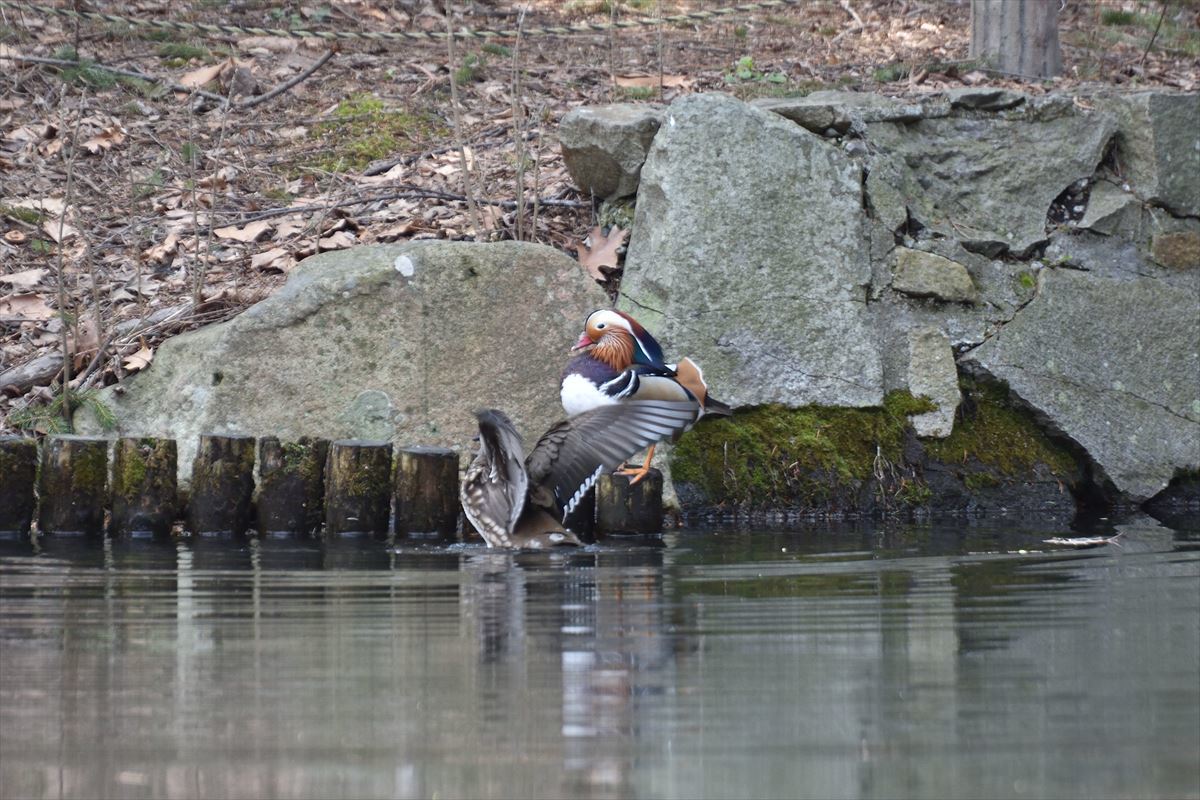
[596,323,606,329]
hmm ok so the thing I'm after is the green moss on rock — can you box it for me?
[671,391,934,508]
[925,379,1077,478]
[671,381,1082,513]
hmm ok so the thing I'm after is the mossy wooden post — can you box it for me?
[596,470,663,535]
[111,437,178,537]
[393,446,459,537]
[188,434,256,536]
[325,440,392,538]
[37,435,108,535]
[0,437,39,535]
[256,436,329,536]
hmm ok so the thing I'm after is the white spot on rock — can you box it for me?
[395,255,415,277]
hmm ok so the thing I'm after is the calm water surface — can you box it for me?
[1,516,1197,800]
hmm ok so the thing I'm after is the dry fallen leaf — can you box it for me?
[214,220,271,242]
[615,74,690,88]
[576,226,628,282]
[0,293,54,321]
[250,247,294,272]
[318,230,356,251]
[82,124,126,155]
[0,268,46,288]
[144,232,180,264]
[42,217,79,243]
[123,344,154,373]
[179,59,231,89]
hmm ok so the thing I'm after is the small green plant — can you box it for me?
[118,76,165,99]
[481,42,511,58]
[873,63,908,83]
[1,205,45,225]
[724,55,787,85]
[453,52,486,85]
[133,169,165,199]
[308,93,448,173]
[268,7,306,28]
[52,46,117,89]
[1100,9,1137,26]
[31,240,53,255]
[733,25,748,40]
[620,85,656,100]
[179,141,200,166]
[8,388,116,435]
[157,42,211,61]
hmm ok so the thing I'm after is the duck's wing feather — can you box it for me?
[461,409,528,545]
[526,400,699,520]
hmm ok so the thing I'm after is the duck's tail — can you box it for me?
[674,357,733,417]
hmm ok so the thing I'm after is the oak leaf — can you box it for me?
[576,226,628,282]
[123,344,154,373]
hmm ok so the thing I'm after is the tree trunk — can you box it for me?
[970,0,1062,79]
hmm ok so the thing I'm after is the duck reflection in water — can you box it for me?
[460,544,686,798]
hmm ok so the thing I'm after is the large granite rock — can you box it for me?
[963,266,1200,501]
[619,93,882,408]
[1091,92,1200,217]
[75,242,609,483]
[754,90,949,136]
[559,104,664,199]
[865,97,1116,255]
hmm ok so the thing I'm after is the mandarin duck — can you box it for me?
[461,402,699,548]
[560,309,732,484]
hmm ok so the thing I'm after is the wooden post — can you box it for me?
[970,0,1062,78]
[111,437,178,538]
[324,440,392,538]
[256,436,329,536]
[0,437,39,535]
[393,446,459,537]
[37,435,108,535]
[596,470,663,535]
[563,486,596,542]
[188,434,256,536]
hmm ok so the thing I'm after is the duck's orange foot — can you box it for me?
[614,445,656,486]
[615,462,652,486]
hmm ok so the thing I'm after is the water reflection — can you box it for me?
[0,519,1197,799]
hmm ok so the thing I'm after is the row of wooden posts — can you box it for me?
[0,434,663,540]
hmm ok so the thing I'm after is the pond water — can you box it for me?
[1,516,1197,800]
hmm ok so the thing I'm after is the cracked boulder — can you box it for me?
[618,93,882,408]
[963,266,1200,501]
[865,97,1116,255]
[559,104,664,199]
[75,242,609,483]
[1091,92,1200,217]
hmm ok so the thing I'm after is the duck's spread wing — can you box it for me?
[461,410,528,544]
[526,400,699,521]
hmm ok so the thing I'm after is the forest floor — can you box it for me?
[1,0,1198,432]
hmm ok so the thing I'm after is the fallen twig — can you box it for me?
[228,189,587,226]
[237,50,334,110]
[1139,0,1170,68]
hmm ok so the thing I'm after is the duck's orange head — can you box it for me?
[571,309,666,370]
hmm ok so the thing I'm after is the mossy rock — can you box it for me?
[671,391,935,511]
[671,382,1084,516]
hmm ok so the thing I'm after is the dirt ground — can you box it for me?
[1,0,1197,433]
